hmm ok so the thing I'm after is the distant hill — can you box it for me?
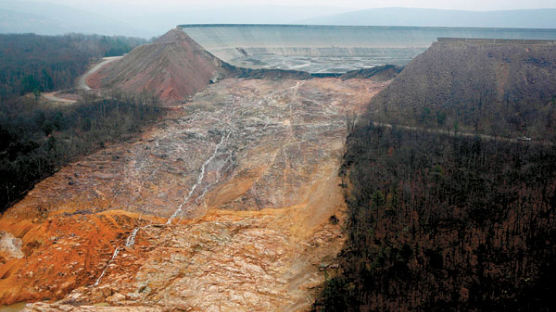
[0,2,348,38]
[302,8,556,29]
[371,38,556,140]
[0,1,145,37]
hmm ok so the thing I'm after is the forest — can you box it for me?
[0,33,145,101]
[315,123,556,311]
[314,39,556,311]
[0,33,157,213]
[0,92,162,213]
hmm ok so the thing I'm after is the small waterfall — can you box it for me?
[94,247,120,286]
[125,228,140,247]
[93,131,230,287]
[166,132,229,224]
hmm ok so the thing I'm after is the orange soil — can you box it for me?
[0,77,390,309]
[0,211,163,305]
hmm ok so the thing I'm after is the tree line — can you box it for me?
[0,91,162,213]
[315,123,556,311]
[0,33,152,213]
[0,33,145,101]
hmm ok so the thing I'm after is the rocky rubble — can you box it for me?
[0,232,23,260]
[2,77,388,311]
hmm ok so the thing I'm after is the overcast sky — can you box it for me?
[35,0,556,11]
[2,0,555,37]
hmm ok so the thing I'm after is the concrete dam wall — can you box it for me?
[181,25,556,73]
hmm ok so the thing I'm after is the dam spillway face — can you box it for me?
[180,25,556,73]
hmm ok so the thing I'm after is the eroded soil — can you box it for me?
[1,78,387,311]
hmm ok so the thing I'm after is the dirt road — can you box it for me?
[371,121,551,146]
[78,56,123,91]
[42,92,78,104]
[41,56,123,104]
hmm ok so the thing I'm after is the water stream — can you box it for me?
[93,247,120,286]
[166,132,229,224]
[93,131,229,287]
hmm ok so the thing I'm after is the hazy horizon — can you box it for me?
[20,0,556,11]
[1,0,555,37]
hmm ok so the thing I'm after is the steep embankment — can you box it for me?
[315,39,556,311]
[87,28,229,103]
[371,38,556,140]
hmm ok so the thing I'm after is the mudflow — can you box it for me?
[0,29,389,312]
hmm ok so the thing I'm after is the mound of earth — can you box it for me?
[87,28,229,103]
[371,38,556,139]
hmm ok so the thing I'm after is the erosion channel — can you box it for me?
[1,76,388,311]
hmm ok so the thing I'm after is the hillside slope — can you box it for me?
[315,39,556,311]
[1,77,389,310]
[89,28,228,103]
[371,38,556,140]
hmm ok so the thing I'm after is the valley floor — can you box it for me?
[0,77,387,311]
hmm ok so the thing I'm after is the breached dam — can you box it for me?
[181,25,556,73]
